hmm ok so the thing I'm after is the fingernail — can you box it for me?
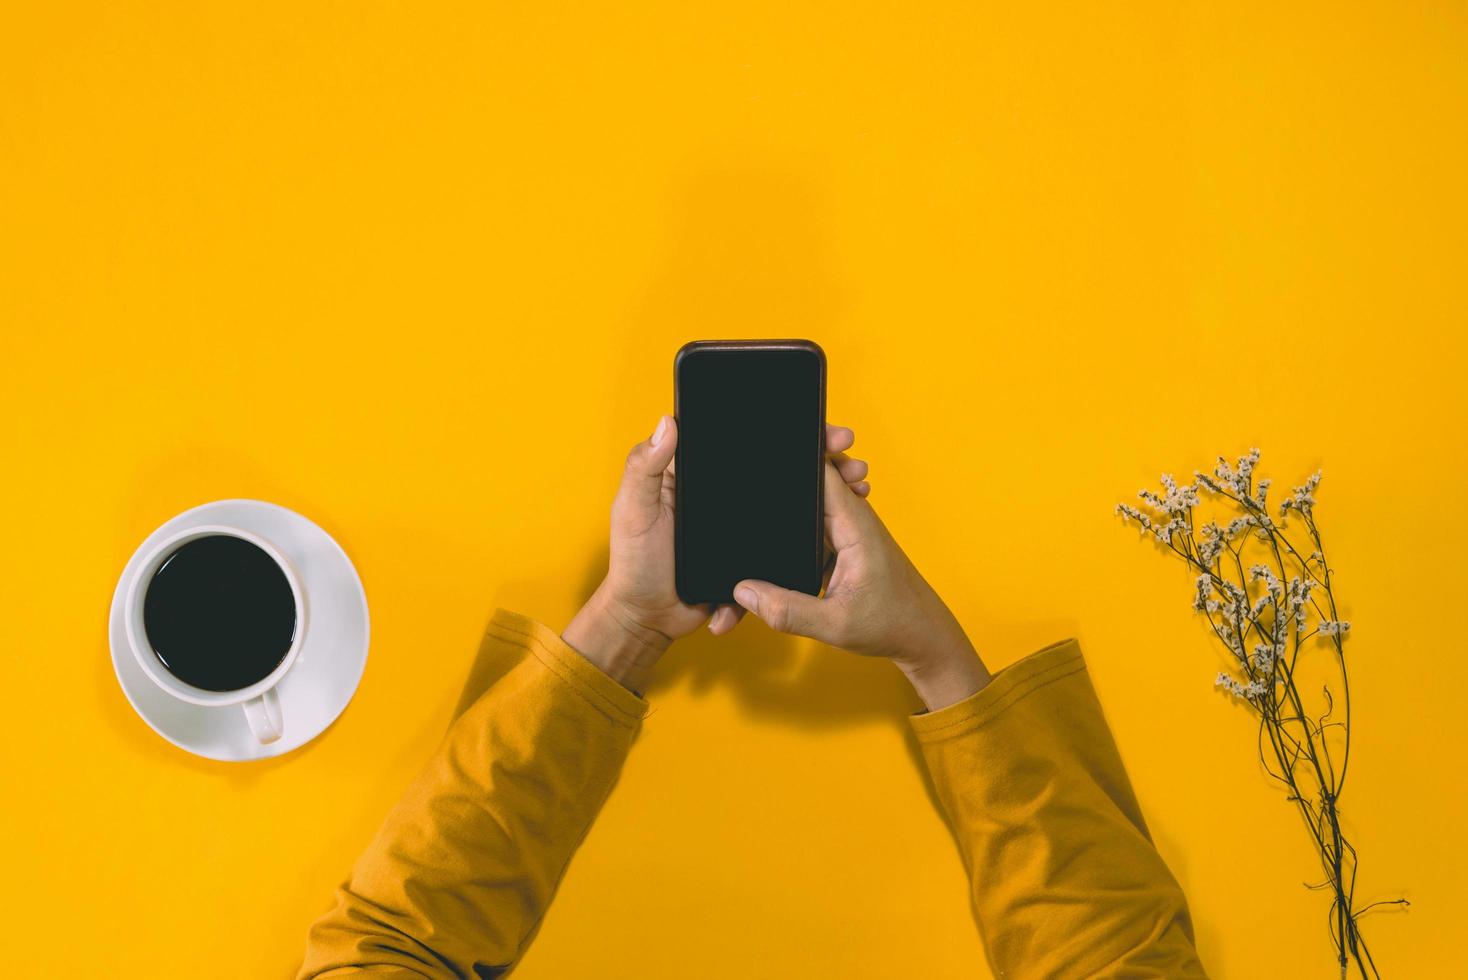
[734,585,758,612]
[651,416,668,447]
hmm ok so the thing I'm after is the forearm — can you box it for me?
[890,594,992,711]
[562,585,671,696]
[297,610,647,979]
[914,639,1206,979]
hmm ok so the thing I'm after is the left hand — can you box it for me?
[562,416,869,692]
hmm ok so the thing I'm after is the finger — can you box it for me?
[824,424,855,454]
[707,604,746,635]
[614,415,677,520]
[822,460,874,551]
[829,452,868,484]
[850,480,870,497]
[733,579,833,642]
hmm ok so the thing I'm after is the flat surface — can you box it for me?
[2,3,1464,977]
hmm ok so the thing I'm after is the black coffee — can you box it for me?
[143,534,297,692]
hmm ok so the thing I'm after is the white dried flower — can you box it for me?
[1196,522,1225,565]
[1251,644,1276,675]
[1248,565,1284,606]
[1216,671,1267,701]
[1151,516,1188,544]
[1255,478,1271,509]
[1280,471,1323,518]
[1213,456,1240,495]
[1204,448,1263,499]
[1193,573,1213,611]
[1318,620,1352,637]
[1115,503,1153,533]
[1237,448,1261,485]
[1157,474,1200,513]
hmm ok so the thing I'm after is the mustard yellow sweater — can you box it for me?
[298,610,1205,978]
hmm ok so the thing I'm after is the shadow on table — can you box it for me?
[648,611,948,823]
[468,547,947,817]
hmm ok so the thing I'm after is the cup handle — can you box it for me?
[243,688,284,745]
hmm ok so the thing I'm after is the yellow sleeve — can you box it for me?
[911,639,1207,979]
[297,609,648,979]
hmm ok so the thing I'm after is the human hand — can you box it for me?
[562,416,870,693]
[731,457,992,711]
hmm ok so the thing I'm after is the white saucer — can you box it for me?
[109,499,370,762]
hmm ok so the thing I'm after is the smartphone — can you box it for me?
[674,339,826,606]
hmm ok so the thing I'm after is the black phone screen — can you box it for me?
[675,343,825,606]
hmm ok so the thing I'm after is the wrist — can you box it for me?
[561,587,670,695]
[893,627,991,712]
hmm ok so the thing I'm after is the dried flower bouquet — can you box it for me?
[1118,450,1404,978]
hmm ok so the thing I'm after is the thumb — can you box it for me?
[733,579,833,642]
[614,415,677,516]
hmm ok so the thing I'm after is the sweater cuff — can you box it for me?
[486,608,650,729]
[908,638,1087,744]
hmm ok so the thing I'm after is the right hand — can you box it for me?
[732,457,992,711]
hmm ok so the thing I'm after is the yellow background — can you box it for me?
[2,2,1464,976]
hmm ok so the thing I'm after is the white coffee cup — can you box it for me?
[123,524,309,745]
